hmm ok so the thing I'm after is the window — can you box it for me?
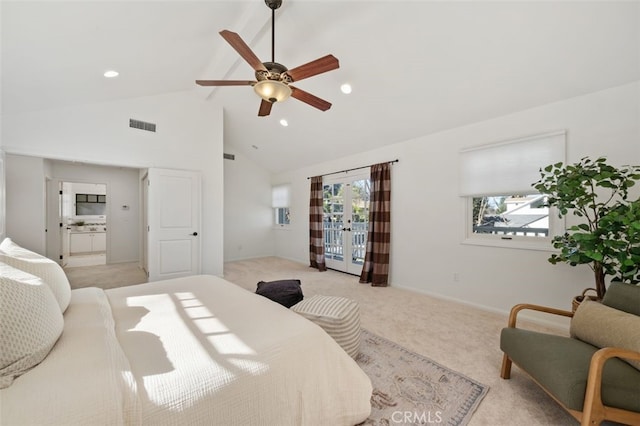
[459,130,565,249]
[272,184,291,227]
[472,194,550,237]
[275,207,290,225]
[75,193,106,216]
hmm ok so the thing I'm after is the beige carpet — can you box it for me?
[65,262,148,290]
[224,257,577,426]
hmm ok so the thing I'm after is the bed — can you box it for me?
[0,239,372,425]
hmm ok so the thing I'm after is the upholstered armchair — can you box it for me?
[500,282,640,426]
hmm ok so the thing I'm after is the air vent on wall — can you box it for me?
[129,118,156,132]
[223,153,235,160]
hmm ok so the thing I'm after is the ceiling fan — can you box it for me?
[196,0,339,117]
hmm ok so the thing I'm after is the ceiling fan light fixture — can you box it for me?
[254,80,292,103]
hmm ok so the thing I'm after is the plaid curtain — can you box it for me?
[359,163,391,286]
[309,176,327,271]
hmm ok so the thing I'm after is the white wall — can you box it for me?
[272,81,640,319]
[1,90,225,275]
[223,149,274,261]
[4,155,47,253]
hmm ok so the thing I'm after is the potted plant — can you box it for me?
[75,220,85,231]
[533,157,640,303]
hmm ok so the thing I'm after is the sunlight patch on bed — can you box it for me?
[193,317,228,334]
[208,333,256,356]
[184,305,214,319]
[174,292,259,357]
[124,290,264,384]
[226,357,269,375]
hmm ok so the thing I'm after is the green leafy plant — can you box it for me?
[533,157,640,299]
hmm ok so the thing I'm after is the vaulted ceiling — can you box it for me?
[2,1,639,173]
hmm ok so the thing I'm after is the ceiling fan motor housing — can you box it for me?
[265,0,282,10]
[256,62,293,83]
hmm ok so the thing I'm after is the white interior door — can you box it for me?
[323,173,371,275]
[147,168,201,282]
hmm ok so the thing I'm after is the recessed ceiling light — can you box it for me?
[280,119,289,127]
[103,70,119,78]
[340,83,352,94]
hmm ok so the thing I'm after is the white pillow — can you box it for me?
[0,262,64,388]
[0,238,71,313]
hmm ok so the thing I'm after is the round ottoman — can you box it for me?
[292,295,361,359]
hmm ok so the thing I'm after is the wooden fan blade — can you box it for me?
[219,30,267,72]
[196,80,255,86]
[286,54,339,82]
[290,86,332,111]
[258,100,273,117]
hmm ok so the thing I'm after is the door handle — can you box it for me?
[191,232,198,236]
[341,227,351,232]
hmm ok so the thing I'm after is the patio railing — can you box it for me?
[473,225,548,237]
[324,222,368,263]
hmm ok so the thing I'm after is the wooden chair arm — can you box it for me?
[588,346,640,375]
[581,347,640,426]
[507,303,574,328]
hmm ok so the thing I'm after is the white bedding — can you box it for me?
[1,275,372,425]
[0,287,140,425]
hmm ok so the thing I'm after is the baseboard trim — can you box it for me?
[390,283,569,331]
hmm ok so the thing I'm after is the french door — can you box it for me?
[323,173,371,275]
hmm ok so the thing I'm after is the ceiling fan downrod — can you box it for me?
[265,0,282,63]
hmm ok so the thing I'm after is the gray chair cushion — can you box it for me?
[602,282,640,316]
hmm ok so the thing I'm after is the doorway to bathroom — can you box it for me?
[60,181,107,267]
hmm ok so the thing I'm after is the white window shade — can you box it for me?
[459,130,566,197]
[272,184,291,208]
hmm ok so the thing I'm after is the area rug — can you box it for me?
[356,329,489,426]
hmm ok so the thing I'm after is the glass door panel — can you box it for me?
[323,174,370,275]
[323,182,344,264]
[349,178,370,274]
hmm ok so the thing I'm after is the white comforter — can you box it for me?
[1,287,140,425]
[1,275,372,425]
